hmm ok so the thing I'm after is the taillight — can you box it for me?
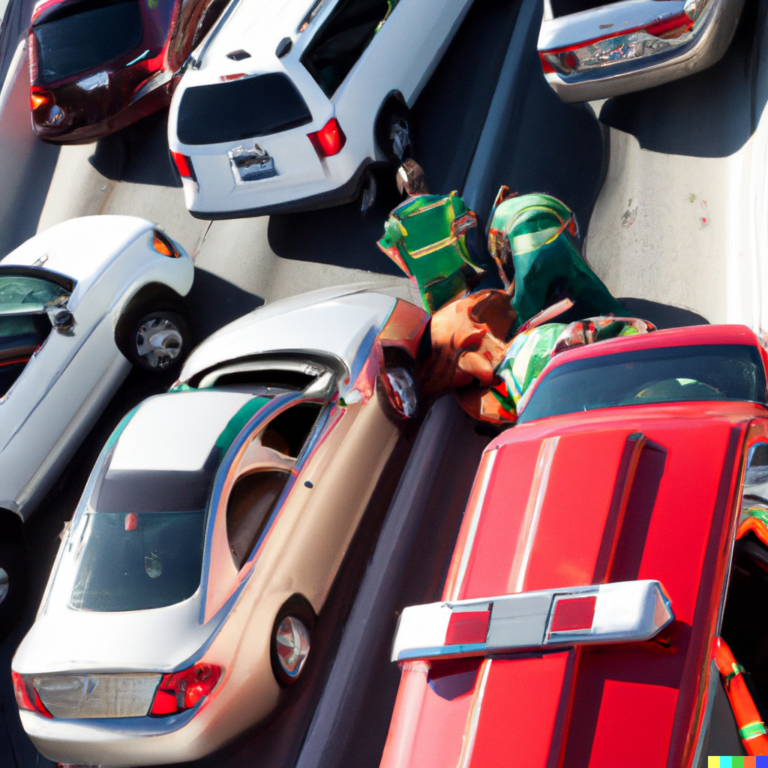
[307,118,346,158]
[149,663,221,716]
[444,609,490,646]
[12,672,53,718]
[549,594,596,635]
[540,11,696,77]
[152,229,180,258]
[171,151,196,181]
[30,89,51,111]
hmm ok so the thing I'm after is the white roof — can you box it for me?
[190,0,307,81]
[180,285,397,384]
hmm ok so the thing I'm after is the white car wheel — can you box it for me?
[130,311,190,372]
[273,615,311,685]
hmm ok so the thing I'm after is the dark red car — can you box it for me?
[28,0,227,142]
[382,325,768,766]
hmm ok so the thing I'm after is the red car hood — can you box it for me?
[382,401,764,768]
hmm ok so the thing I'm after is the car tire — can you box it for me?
[270,595,316,687]
[0,510,28,644]
[376,99,413,167]
[119,307,192,373]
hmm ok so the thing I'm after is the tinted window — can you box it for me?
[0,313,51,397]
[71,511,205,611]
[70,461,218,611]
[33,0,142,84]
[177,74,312,145]
[301,0,391,96]
[518,344,767,423]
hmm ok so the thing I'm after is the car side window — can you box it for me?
[226,402,323,569]
[301,0,397,97]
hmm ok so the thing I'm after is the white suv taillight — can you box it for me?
[392,580,673,663]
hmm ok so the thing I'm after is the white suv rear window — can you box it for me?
[177,73,313,145]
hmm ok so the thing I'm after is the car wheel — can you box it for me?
[0,510,27,644]
[270,597,315,686]
[126,310,191,372]
[376,100,413,167]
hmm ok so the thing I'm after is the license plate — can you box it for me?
[229,145,277,184]
[34,673,161,719]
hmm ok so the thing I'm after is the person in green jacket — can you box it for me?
[487,186,624,330]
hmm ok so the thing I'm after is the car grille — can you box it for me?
[34,673,161,718]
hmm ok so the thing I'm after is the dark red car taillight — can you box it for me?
[28,31,39,83]
[12,671,53,718]
[30,88,52,111]
[171,151,197,181]
[307,118,346,158]
[149,663,221,716]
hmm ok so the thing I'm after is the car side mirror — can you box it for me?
[47,306,76,336]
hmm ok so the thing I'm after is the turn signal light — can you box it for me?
[307,118,346,158]
[171,151,196,181]
[152,229,180,258]
[149,663,221,716]
[30,90,51,110]
[12,671,52,718]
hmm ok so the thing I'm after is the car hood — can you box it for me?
[0,216,155,292]
[180,285,398,386]
[383,402,760,768]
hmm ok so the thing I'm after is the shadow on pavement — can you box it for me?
[187,267,265,342]
[599,0,765,159]
[89,109,181,188]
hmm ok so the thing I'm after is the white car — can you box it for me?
[0,215,194,524]
[12,285,426,765]
[167,0,475,218]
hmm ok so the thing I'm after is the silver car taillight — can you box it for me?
[392,580,673,663]
[33,673,161,719]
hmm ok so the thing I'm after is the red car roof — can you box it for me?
[382,395,766,768]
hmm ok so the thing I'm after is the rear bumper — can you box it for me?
[188,158,375,221]
[33,82,173,145]
[22,707,216,766]
[541,0,744,103]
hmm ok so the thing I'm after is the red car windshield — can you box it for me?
[518,343,767,423]
[32,0,142,84]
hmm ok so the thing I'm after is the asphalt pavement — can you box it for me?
[1,0,762,764]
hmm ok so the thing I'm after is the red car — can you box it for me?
[381,324,768,767]
[28,0,227,142]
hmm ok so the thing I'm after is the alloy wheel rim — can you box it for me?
[135,318,183,368]
[275,616,311,678]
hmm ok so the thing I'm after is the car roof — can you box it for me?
[418,400,759,765]
[183,0,326,86]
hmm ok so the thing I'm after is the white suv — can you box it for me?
[167,0,474,219]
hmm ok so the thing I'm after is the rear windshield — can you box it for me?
[176,74,312,145]
[518,343,767,424]
[70,466,215,611]
[33,0,142,84]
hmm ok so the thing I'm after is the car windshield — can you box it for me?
[518,343,767,423]
[70,466,215,612]
[33,0,142,85]
[176,74,313,145]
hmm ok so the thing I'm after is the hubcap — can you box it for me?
[391,119,411,161]
[135,318,183,369]
[275,616,311,678]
